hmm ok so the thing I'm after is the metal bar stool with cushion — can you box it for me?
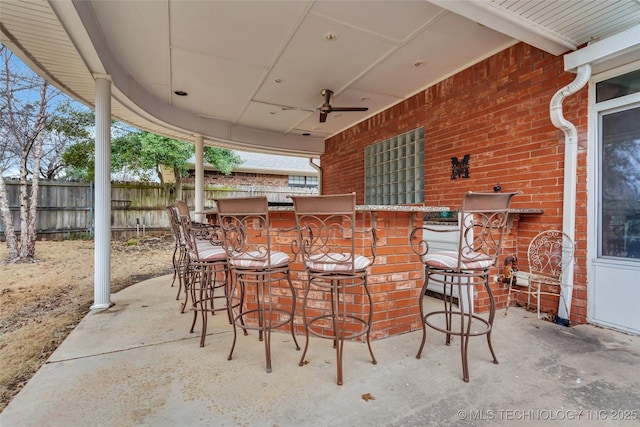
[504,230,575,326]
[178,204,233,347]
[290,192,377,385]
[174,200,214,313]
[410,191,517,382]
[214,196,299,373]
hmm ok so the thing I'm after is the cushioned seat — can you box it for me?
[305,253,371,272]
[423,250,495,270]
[229,250,291,269]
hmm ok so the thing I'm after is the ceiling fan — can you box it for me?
[283,89,369,123]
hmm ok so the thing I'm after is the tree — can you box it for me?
[112,131,242,201]
[64,128,243,197]
[0,45,62,262]
[40,101,93,179]
[203,146,243,175]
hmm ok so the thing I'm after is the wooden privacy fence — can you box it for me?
[1,181,317,240]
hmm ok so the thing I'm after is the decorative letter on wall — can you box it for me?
[450,154,470,180]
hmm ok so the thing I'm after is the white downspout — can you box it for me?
[309,158,322,194]
[549,63,591,325]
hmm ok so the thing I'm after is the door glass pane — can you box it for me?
[600,107,640,259]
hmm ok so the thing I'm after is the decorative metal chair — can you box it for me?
[290,193,377,385]
[214,196,299,373]
[504,230,575,326]
[165,204,187,295]
[410,191,517,382]
[176,200,233,347]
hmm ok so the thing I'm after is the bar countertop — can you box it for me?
[198,204,449,214]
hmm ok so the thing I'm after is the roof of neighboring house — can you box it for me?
[195,151,319,176]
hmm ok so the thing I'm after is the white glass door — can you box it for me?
[589,68,640,335]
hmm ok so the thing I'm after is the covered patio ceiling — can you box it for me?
[2,0,640,157]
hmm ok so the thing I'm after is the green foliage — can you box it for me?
[46,103,94,138]
[203,146,242,175]
[62,140,95,181]
[111,131,195,182]
[63,125,242,182]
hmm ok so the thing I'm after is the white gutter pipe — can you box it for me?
[309,158,322,194]
[549,63,591,325]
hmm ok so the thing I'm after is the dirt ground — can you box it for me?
[0,236,175,412]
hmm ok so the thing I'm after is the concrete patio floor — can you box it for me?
[1,274,639,426]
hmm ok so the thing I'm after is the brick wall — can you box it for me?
[322,43,589,324]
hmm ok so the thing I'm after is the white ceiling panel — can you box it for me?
[169,0,310,67]
[356,12,514,97]
[256,13,397,109]
[170,48,268,121]
[309,0,445,42]
[237,101,313,134]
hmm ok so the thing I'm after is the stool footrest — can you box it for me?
[424,311,492,337]
[306,313,370,341]
[232,308,295,331]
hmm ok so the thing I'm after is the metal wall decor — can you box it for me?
[451,154,470,180]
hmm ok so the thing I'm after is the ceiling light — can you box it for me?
[274,78,284,84]
[302,132,311,136]
[324,32,338,41]
[269,111,276,115]
[361,97,370,101]
[174,90,188,96]
[413,60,425,68]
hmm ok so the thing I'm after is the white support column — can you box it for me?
[91,75,113,309]
[194,134,205,222]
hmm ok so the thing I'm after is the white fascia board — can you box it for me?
[428,0,575,56]
[563,25,640,73]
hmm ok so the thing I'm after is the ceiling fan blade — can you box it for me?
[319,111,328,123]
[282,106,317,112]
[329,107,369,112]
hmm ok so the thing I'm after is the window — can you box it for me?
[598,106,640,259]
[364,127,424,204]
[289,175,318,188]
[596,69,640,103]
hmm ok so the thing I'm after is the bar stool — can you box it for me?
[214,196,299,373]
[409,191,517,382]
[290,193,377,385]
[179,213,233,347]
[165,204,188,296]
[174,199,213,313]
